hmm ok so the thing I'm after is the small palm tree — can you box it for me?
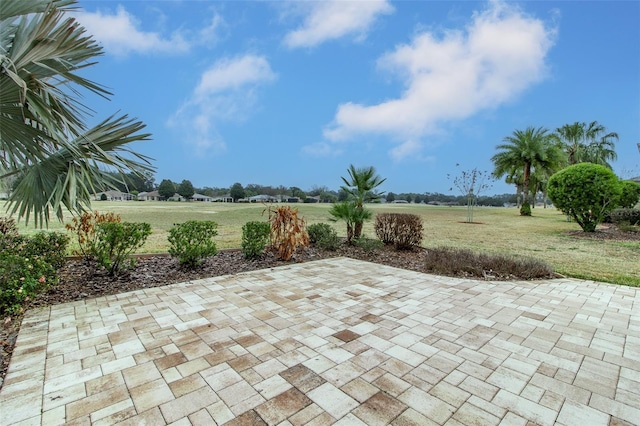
[492,127,566,215]
[328,201,371,243]
[1,0,153,226]
[330,165,386,240]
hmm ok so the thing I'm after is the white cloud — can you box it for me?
[323,1,556,159]
[195,56,276,96]
[284,0,394,48]
[169,55,277,156]
[301,142,343,157]
[199,12,226,45]
[389,140,422,162]
[75,6,189,56]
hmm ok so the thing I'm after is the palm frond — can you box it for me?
[6,115,153,226]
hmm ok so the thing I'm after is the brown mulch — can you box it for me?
[565,224,640,241]
[1,227,636,388]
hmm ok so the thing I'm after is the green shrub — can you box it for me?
[609,208,640,226]
[24,232,70,269]
[168,220,218,267]
[0,231,65,315]
[374,213,423,250]
[0,251,56,315]
[241,221,271,259]
[519,201,532,217]
[65,211,121,260]
[618,180,640,209]
[547,163,621,232]
[307,222,340,250]
[94,222,151,275]
[353,236,383,253]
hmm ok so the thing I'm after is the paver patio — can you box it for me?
[0,257,638,425]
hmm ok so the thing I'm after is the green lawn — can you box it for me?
[13,201,640,286]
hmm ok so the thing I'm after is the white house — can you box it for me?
[192,193,213,202]
[248,194,278,203]
[137,190,160,201]
[212,195,233,202]
[93,190,133,201]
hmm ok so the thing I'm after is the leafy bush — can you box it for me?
[547,163,621,232]
[353,236,384,253]
[265,205,309,260]
[65,211,121,259]
[424,247,554,279]
[0,251,56,315]
[618,180,640,209]
[241,221,270,259]
[93,222,151,275]
[0,231,67,315]
[609,208,640,226]
[307,222,340,250]
[374,213,423,250]
[23,232,70,269]
[168,221,219,267]
[519,201,532,217]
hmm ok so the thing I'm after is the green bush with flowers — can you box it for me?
[0,219,69,315]
[0,251,57,315]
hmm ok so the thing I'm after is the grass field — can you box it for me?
[13,201,640,286]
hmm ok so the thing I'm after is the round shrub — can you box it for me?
[168,220,218,267]
[618,180,640,209]
[241,221,271,259]
[0,251,56,315]
[307,223,339,250]
[547,163,622,232]
[374,213,423,250]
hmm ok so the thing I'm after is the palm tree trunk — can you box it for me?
[354,221,363,240]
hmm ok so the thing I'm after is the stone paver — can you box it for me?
[1,257,638,425]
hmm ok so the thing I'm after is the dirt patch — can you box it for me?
[565,225,640,242]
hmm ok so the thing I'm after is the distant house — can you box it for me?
[168,193,186,202]
[192,193,213,202]
[212,195,233,202]
[93,190,133,201]
[392,200,409,204]
[138,190,160,201]
[248,194,278,203]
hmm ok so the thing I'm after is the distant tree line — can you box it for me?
[96,174,519,206]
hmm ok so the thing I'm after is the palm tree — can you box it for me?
[491,127,565,215]
[555,121,618,168]
[332,165,386,240]
[328,201,371,243]
[1,0,153,226]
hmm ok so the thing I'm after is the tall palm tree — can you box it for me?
[1,0,153,226]
[491,127,565,215]
[555,121,618,168]
[333,165,386,239]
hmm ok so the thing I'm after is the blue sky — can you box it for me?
[74,0,639,195]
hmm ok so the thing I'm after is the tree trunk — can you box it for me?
[354,221,363,240]
[346,223,354,243]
